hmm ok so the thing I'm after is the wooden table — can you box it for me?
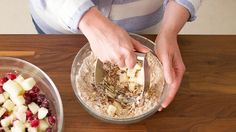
[1,35,236,132]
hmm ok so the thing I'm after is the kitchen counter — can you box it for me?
[1,35,236,132]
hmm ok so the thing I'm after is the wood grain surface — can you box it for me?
[0,35,236,132]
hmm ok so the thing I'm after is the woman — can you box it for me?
[29,0,201,110]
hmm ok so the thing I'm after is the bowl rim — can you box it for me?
[0,57,64,131]
[70,33,167,124]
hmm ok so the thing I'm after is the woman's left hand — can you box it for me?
[155,33,185,110]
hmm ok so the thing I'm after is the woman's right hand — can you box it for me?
[79,7,149,68]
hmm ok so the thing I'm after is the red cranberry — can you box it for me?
[36,94,46,105]
[40,99,49,109]
[47,110,52,117]
[6,73,16,80]
[0,86,4,94]
[28,116,35,121]
[0,77,8,86]
[46,128,52,132]
[32,86,40,93]
[48,115,56,125]
[26,110,33,119]
[23,92,32,105]
[1,112,8,119]
[28,90,38,98]
[30,118,39,127]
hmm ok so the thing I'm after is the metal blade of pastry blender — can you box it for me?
[95,52,149,102]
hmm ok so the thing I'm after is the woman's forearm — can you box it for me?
[159,0,190,37]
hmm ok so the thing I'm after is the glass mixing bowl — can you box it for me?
[71,34,167,124]
[0,57,64,131]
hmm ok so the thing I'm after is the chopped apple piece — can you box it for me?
[1,116,11,127]
[3,127,10,132]
[129,76,137,82]
[134,63,142,70]
[0,94,5,104]
[3,99,15,111]
[136,69,144,85]
[3,92,10,99]
[28,102,39,114]
[113,101,122,114]
[10,95,25,106]
[0,107,6,118]
[15,75,24,84]
[20,77,36,91]
[128,83,136,92]
[24,122,31,128]
[17,105,28,113]
[39,120,49,131]
[27,127,37,132]
[38,107,48,119]
[13,105,27,123]
[3,80,23,97]
[15,112,26,123]
[119,73,129,82]
[127,68,136,78]
[107,105,117,116]
[12,120,25,132]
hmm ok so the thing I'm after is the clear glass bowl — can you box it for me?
[0,57,64,131]
[71,34,167,124]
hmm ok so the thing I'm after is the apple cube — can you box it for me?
[39,120,49,131]
[3,80,23,96]
[20,77,36,91]
[15,75,24,84]
[17,105,28,113]
[0,107,6,118]
[128,83,136,92]
[3,127,10,132]
[28,102,39,114]
[136,69,144,85]
[1,117,11,127]
[3,99,15,111]
[0,94,5,104]
[107,105,117,116]
[119,73,129,82]
[14,105,27,123]
[27,127,37,132]
[3,92,10,99]
[10,95,25,106]
[112,101,122,114]
[15,112,26,123]
[12,120,25,132]
[38,107,48,119]
[129,76,137,82]
[127,68,136,78]
[24,122,31,128]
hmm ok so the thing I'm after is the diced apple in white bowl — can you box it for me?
[0,72,57,132]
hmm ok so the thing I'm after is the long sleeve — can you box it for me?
[47,0,95,32]
[30,0,95,33]
[164,0,201,21]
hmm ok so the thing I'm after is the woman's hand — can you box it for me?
[155,34,185,110]
[155,0,190,110]
[79,7,149,68]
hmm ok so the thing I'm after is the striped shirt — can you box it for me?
[29,0,201,34]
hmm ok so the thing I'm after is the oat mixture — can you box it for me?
[75,52,164,119]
